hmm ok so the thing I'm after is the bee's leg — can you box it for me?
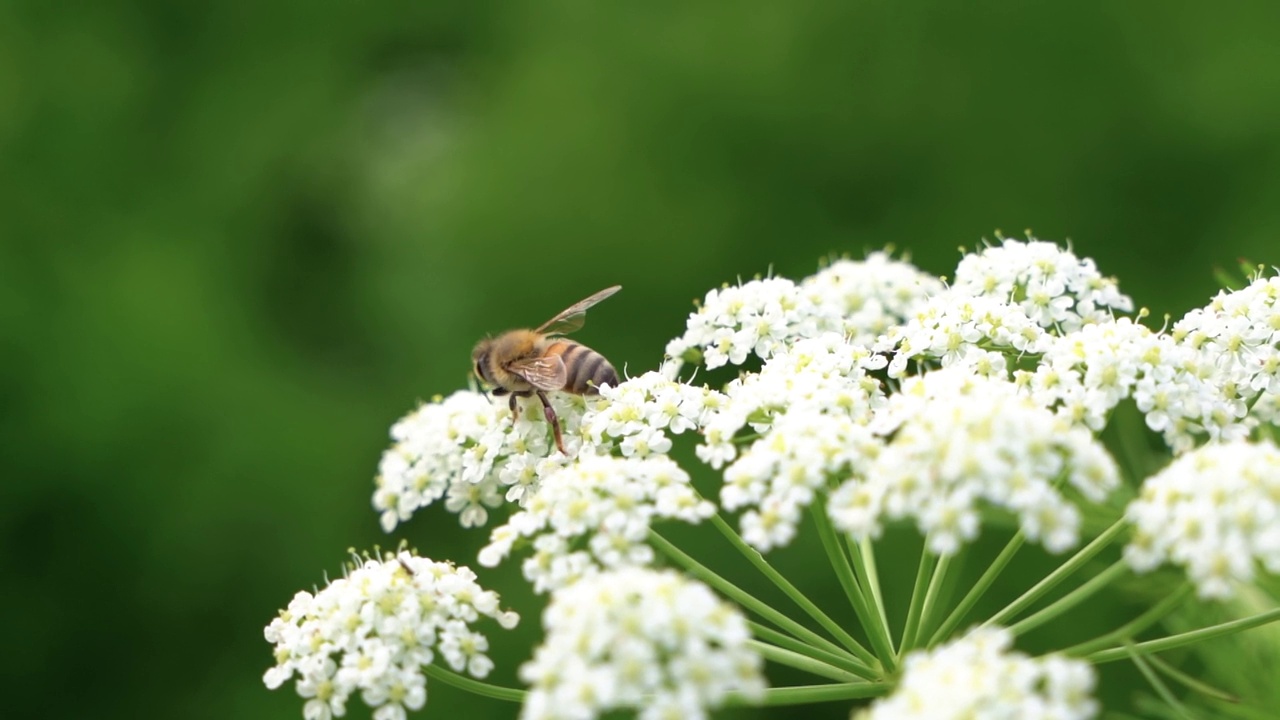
[535,390,568,455]
[508,393,520,420]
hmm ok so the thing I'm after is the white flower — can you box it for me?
[725,411,880,552]
[1172,273,1280,435]
[1124,440,1280,599]
[861,627,1098,720]
[478,455,715,592]
[578,372,721,457]
[875,294,1053,378]
[799,252,944,346]
[519,568,765,720]
[951,237,1132,332]
[263,552,518,720]
[830,369,1120,556]
[1017,317,1246,453]
[689,333,887,551]
[665,277,829,371]
[373,391,587,531]
[698,333,887,467]
[665,253,944,375]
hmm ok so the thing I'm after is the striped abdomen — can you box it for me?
[545,340,618,394]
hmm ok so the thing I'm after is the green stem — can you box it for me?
[748,621,879,680]
[747,640,865,683]
[928,530,1025,647]
[709,513,875,665]
[649,530,853,662]
[897,546,936,658]
[848,536,892,649]
[1204,701,1280,720]
[1063,584,1192,657]
[1146,654,1239,703]
[983,518,1127,629]
[809,501,898,672]
[1126,642,1195,720]
[1009,559,1129,637]
[1087,607,1280,664]
[423,663,525,703]
[728,682,893,706]
[916,553,952,645]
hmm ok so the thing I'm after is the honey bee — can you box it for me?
[472,286,622,455]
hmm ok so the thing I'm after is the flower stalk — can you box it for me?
[1086,608,1280,664]
[649,529,856,662]
[984,518,1128,628]
[423,664,525,703]
[810,500,898,672]
[709,512,876,665]
[1009,559,1129,637]
[928,530,1025,647]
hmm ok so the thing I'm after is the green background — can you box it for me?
[4,1,1279,718]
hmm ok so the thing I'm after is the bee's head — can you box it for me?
[471,338,494,384]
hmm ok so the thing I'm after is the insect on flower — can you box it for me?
[471,286,621,455]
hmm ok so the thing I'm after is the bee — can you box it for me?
[472,286,622,455]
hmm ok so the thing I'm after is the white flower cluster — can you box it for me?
[478,454,714,593]
[829,370,1120,556]
[374,374,729,534]
[860,627,1098,720]
[1125,440,1280,599]
[1174,274,1280,426]
[951,238,1133,332]
[798,251,943,346]
[697,333,887,468]
[580,371,727,458]
[693,333,886,551]
[664,277,827,370]
[1018,317,1247,452]
[263,552,519,720]
[876,239,1134,378]
[373,391,586,532]
[519,568,766,720]
[876,294,1051,378]
[872,242,1274,453]
[664,253,941,372]
[1017,273,1280,452]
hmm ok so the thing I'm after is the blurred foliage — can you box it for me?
[3,1,1280,718]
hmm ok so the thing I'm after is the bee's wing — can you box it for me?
[535,285,622,335]
[508,355,568,391]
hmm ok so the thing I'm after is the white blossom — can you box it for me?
[830,369,1120,555]
[798,251,943,346]
[1125,440,1280,599]
[1017,317,1246,453]
[877,238,1133,378]
[692,333,887,551]
[477,454,715,593]
[372,391,587,531]
[860,627,1098,720]
[665,277,830,371]
[263,552,519,720]
[951,237,1132,332]
[519,568,765,720]
[665,252,940,374]
[875,294,1053,378]
[697,333,886,469]
[1173,273,1280,432]
[581,371,724,452]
